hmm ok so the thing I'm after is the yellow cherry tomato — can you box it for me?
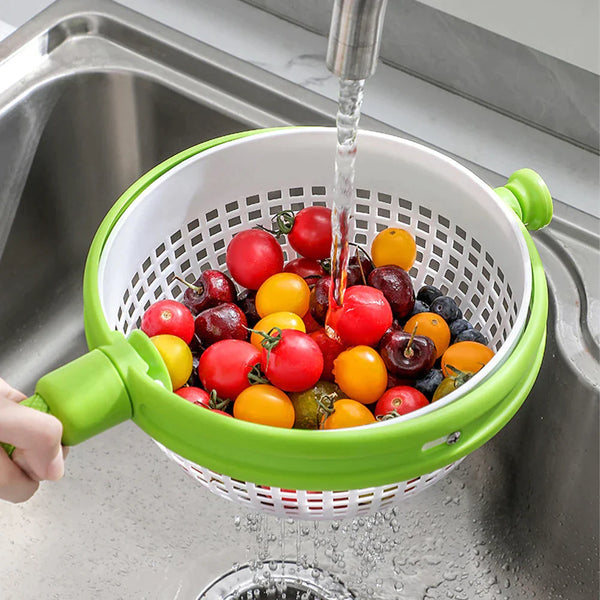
[404,311,451,359]
[233,384,295,428]
[322,399,376,429]
[333,345,388,404]
[251,311,306,349]
[441,341,495,378]
[150,334,193,390]
[371,227,417,270]
[255,273,311,318]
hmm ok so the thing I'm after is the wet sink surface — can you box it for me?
[0,1,598,599]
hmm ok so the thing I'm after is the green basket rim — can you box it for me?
[82,127,548,490]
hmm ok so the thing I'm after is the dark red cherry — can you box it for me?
[378,328,436,378]
[368,266,415,319]
[194,303,247,346]
[178,270,237,316]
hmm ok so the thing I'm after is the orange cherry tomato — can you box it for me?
[441,341,495,378]
[150,334,193,390]
[255,273,311,318]
[251,311,306,348]
[371,227,417,271]
[333,345,388,404]
[233,384,295,428]
[322,399,376,429]
[404,312,451,359]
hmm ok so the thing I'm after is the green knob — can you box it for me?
[495,168,553,231]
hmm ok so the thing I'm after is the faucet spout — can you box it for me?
[326,0,389,80]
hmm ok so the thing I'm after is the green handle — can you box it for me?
[0,395,51,457]
[0,330,170,454]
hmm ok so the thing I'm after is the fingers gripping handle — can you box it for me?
[0,331,171,455]
[0,394,51,457]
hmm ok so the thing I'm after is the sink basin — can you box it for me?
[0,1,597,599]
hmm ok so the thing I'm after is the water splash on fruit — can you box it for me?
[326,78,365,339]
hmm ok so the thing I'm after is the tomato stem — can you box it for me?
[247,364,270,385]
[445,364,475,387]
[253,210,296,238]
[316,392,337,429]
[376,409,401,421]
[208,389,231,411]
[245,327,283,369]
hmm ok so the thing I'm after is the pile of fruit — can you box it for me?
[140,206,495,430]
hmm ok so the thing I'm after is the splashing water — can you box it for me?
[326,78,366,337]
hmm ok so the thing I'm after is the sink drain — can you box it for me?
[196,561,355,600]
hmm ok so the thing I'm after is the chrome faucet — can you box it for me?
[326,0,389,80]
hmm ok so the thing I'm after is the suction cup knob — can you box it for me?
[494,168,553,231]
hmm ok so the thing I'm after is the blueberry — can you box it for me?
[430,296,462,323]
[409,300,430,317]
[415,368,444,400]
[449,318,472,341]
[455,328,489,345]
[416,285,443,306]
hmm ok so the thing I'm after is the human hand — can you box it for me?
[0,378,67,503]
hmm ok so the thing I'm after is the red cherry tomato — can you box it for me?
[374,386,429,418]
[174,387,233,416]
[198,339,260,401]
[309,328,345,382]
[174,386,211,407]
[141,300,195,344]
[283,257,326,287]
[288,207,332,261]
[226,229,284,290]
[327,285,393,347]
[211,409,234,418]
[260,329,323,392]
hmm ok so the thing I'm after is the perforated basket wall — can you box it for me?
[158,441,462,520]
[96,128,531,519]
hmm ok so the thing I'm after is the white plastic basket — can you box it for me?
[95,128,533,519]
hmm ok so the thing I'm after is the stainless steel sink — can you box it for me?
[0,1,598,599]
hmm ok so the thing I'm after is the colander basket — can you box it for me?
[3,128,551,520]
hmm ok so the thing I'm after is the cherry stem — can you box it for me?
[404,324,418,359]
[348,242,373,265]
[354,246,367,285]
[175,275,203,295]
